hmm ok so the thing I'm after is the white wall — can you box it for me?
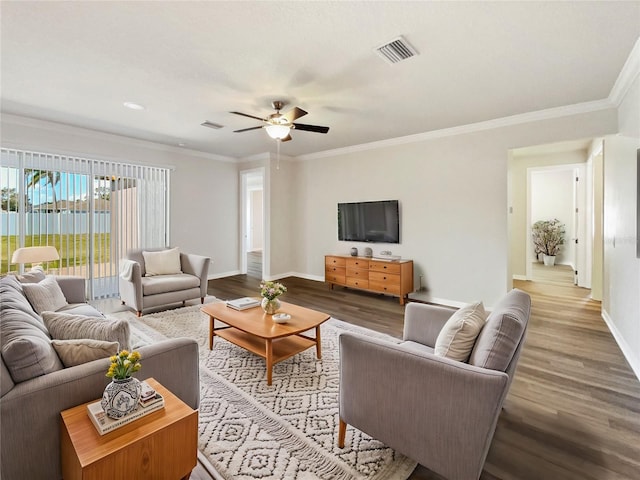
[0,114,240,278]
[601,72,640,379]
[291,109,618,307]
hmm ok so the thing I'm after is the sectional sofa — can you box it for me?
[0,272,200,480]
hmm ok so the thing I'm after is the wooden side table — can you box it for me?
[60,378,198,480]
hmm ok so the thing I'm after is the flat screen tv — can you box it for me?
[338,200,400,244]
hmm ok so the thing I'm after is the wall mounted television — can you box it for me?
[338,200,400,244]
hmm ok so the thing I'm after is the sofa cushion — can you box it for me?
[469,289,530,371]
[51,339,119,367]
[57,303,106,317]
[42,311,131,351]
[400,340,435,356]
[0,275,42,324]
[434,301,487,362]
[141,273,200,296]
[0,307,63,383]
[143,247,182,276]
[22,277,68,315]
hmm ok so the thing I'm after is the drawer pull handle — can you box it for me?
[383,276,387,280]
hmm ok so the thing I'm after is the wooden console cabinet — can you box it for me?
[325,255,413,305]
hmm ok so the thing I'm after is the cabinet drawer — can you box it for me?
[325,256,346,267]
[325,266,346,276]
[346,258,369,269]
[325,273,346,284]
[346,277,369,289]
[369,271,400,284]
[346,267,368,278]
[369,261,401,274]
[369,281,401,295]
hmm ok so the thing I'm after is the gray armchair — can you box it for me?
[338,289,531,480]
[119,247,211,317]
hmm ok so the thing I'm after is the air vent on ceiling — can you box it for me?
[374,36,418,65]
[201,120,224,129]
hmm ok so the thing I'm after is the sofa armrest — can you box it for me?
[180,253,211,297]
[118,261,143,311]
[403,302,456,347]
[54,276,87,304]
[339,332,508,480]
[0,337,199,480]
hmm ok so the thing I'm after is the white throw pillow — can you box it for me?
[142,248,182,276]
[434,301,488,362]
[22,276,68,315]
[52,339,119,367]
[42,311,131,351]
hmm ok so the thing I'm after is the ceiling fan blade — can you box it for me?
[283,107,308,123]
[230,111,266,122]
[281,134,292,142]
[293,123,330,134]
[233,126,264,133]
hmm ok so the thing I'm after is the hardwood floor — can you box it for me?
[204,260,640,480]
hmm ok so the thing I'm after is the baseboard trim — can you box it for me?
[208,270,241,280]
[512,275,528,281]
[601,308,640,382]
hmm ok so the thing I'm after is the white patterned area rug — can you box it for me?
[119,303,417,480]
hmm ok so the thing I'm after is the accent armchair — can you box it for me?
[338,289,531,480]
[119,247,211,317]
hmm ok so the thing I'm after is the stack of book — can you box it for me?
[226,297,260,311]
[87,380,164,435]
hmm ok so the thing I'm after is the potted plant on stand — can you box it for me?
[532,219,566,266]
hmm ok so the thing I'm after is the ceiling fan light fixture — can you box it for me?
[265,124,291,139]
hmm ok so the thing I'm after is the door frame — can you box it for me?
[240,167,265,276]
[526,162,589,285]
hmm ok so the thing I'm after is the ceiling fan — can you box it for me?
[230,101,329,142]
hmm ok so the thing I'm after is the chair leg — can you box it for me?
[121,300,125,305]
[201,297,205,304]
[137,311,142,317]
[338,418,347,448]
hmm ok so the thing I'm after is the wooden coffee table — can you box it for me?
[201,300,330,385]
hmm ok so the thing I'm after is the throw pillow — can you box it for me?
[434,301,487,362]
[42,311,131,351]
[22,276,68,315]
[142,247,182,276]
[0,308,63,383]
[51,339,119,367]
[17,268,46,284]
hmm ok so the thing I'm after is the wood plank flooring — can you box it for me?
[202,254,640,480]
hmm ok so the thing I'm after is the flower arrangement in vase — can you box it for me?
[259,280,287,314]
[532,218,566,266]
[101,350,142,419]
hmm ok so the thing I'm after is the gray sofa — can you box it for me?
[119,247,211,316]
[0,273,200,480]
[338,288,531,480]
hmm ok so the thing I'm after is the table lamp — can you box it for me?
[11,246,60,273]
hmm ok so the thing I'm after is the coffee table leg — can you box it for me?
[316,325,322,359]
[209,316,214,350]
[266,339,273,385]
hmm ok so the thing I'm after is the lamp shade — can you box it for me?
[11,246,60,264]
[265,124,291,140]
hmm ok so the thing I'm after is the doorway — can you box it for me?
[240,168,265,279]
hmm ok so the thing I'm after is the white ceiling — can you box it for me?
[1,1,639,159]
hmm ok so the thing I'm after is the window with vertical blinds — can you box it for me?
[1,148,170,299]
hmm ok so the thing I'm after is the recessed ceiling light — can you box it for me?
[123,101,145,110]
[178,143,186,147]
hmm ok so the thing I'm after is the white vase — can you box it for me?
[261,297,281,314]
[101,377,142,419]
[543,254,556,266]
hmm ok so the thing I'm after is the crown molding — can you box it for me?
[298,99,614,161]
[609,36,640,107]
[0,113,237,163]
